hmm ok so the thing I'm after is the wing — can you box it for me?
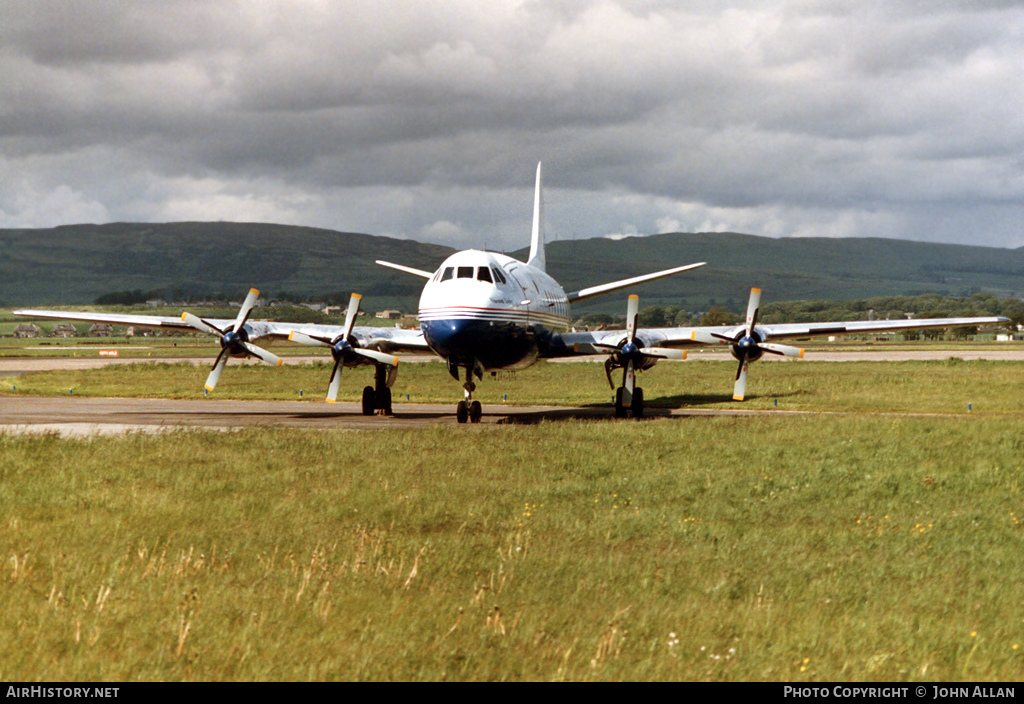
[548,315,1009,358]
[13,308,432,353]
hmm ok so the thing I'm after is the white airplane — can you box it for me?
[15,163,1009,422]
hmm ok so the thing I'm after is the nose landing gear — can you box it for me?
[455,363,483,423]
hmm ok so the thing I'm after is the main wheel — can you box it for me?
[632,387,644,418]
[361,386,375,416]
[377,387,392,415]
[469,400,482,423]
[614,387,627,418]
[456,400,469,424]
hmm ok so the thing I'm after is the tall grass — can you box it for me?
[2,413,1023,680]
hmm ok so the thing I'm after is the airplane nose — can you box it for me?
[423,318,481,357]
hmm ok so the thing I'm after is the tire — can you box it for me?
[469,400,482,423]
[361,386,375,416]
[632,387,644,418]
[614,387,627,418]
[456,400,469,424]
[378,387,392,415]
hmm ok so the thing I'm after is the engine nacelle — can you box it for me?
[729,327,766,364]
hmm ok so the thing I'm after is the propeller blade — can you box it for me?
[762,343,804,358]
[233,288,260,333]
[626,294,639,345]
[353,349,399,366]
[337,293,362,344]
[241,341,282,367]
[604,358,615,390]
[181,312,224,337]
[326,359,343,403]
[744,287,761,336]
[205,350,230,392]
[573,342,606,355]
[733,360,749,401]
[639,347,686,360]
[289,330,332,347]
[623,360,635,395]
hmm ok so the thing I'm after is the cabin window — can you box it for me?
[477,267,493,283]
[440,267,454,282]
[491,267,507,285]
[457,266,474,279]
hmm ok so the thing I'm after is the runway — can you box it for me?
[1,347,1015,435]
[0,394,822,437]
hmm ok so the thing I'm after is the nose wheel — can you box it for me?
[456,365,483,423]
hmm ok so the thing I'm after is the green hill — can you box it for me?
[536,233,1024,314]
[2,223,1023,313]
[0,222,454,311]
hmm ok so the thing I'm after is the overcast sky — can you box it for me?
[1,1,1022,250]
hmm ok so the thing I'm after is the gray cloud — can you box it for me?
[1,0,1022,250]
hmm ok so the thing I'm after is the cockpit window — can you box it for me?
[477,266,493,283]
[457,266,474,279]
[440,267,454,282]
[491,267,507,285]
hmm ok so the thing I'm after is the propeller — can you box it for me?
[287,293,399,402]
[575,294,687,390]
[180,287,282,392]
[690,287,803,400]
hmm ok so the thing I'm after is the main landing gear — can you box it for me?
[453,362,483,424]
[612,360,644,419]
[361,363,394,416]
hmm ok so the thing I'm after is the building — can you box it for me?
[89,324,114,337]
[13,323,41,338]
[376,309,402,320]
[49,323,78,338]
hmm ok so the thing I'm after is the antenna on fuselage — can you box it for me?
[527,161,546,272]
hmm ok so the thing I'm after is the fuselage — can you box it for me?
[418,250,571,370]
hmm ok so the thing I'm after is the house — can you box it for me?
[376,309,402,320]
[50,323,78,338]
[13,323,41,338]
[89,324,114,337]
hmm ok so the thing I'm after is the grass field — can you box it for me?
[2,358,1023,681]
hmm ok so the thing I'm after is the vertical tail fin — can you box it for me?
[527,161,546,272]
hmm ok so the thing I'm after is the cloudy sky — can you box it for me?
[2,0,1022,250]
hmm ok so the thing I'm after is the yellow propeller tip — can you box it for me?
[732,394,745,401]
[799,349,805,359]
[249,288,259,295]
[180,313,188,322]
[325,398,336,404]
[276,359,283,367]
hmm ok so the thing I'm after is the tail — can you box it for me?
[527,161,546,272]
